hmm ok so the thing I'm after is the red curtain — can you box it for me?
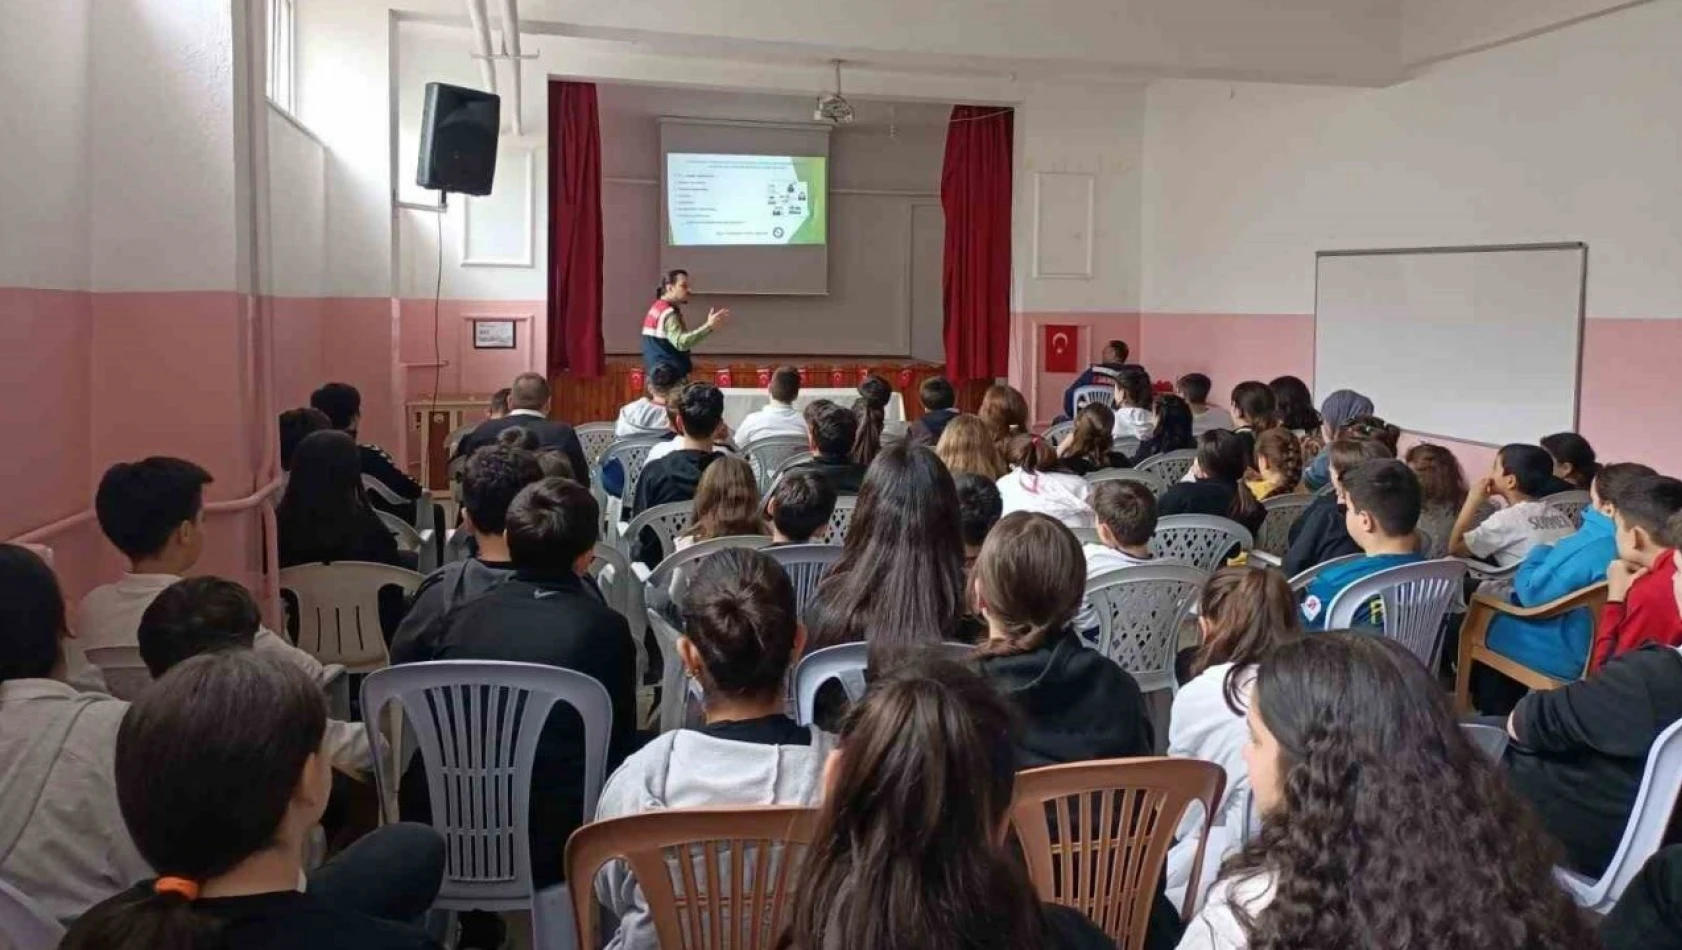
[546,81,605,378]
[940,106,1014,383]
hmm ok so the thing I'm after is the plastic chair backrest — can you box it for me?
[1544,490,1594,529]
[1149,515,1254,573]
[1255,493,1314,556]
[376,509,425,552]
[646,609,698,733]
[1043,421,1075,449]
[604,436,667,504]
[1011,758,1226,948]
[360,660,612,909]
[1088,468,1167,496]
[1324,559,1468,668]
[762,543,845,615]
[576,422,619,471]
[1461,722,1510,762]
[1134,450,1198,487]
[1287,552,1366,591]
[744,436,814,492]
[768,452,817,487]
[1072,384,1116,412]
[0,879,63,950]
[566,807,821,950]
[791,641,974,726]
[824,496,858,546]
[362,473,408,508]
[84,645,152,701]
[279,561,424,672]
[647,535,775,603]
[1084,565,1208,695]
[589,543,647,685]
[620,501,698,561]
[1564,714,1682,909]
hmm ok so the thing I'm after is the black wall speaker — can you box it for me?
[416,82,501,196]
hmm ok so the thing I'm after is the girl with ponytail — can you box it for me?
[62,651,444,950]
[849,374,893,466]
[971,513,1184,948]
[1247,427,1304,500]
[997,434,1095,529]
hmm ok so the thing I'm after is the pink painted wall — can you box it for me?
[269,294,327,410]
[318,297,401,453]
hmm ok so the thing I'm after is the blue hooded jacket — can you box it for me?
[1484,506,1615,679]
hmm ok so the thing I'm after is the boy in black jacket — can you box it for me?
[629,381,726,565]
[1282,437,1394,577]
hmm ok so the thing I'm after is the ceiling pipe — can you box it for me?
[464,0,498,95]
[496,0,524,135]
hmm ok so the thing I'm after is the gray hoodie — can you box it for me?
[593,726,834,950]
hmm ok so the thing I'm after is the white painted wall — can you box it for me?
[1141,0,1682,319]
[264,107,328,297]
[1401,0,1646,64]
[0,0,92,290]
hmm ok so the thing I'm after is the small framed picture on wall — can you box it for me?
[472,319,517,350]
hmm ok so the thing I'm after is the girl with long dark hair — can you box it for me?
[1158,430,1265,533]
[1058,403,1130,475]
[275,429,401,568]
[850,374,893,466]
[1268,376,1321,437]
[1182,634,1597,950]
[1135,393,1198,461]
[778,655,1116,950]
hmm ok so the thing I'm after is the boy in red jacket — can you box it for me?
[1593,475,1682,669]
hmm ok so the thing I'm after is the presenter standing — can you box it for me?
[642,269,728,377]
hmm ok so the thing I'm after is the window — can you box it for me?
[266,0,295,111]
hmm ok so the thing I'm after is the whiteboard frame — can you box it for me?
[1312,241,1589,448]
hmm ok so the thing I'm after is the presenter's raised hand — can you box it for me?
[707,307,730,330]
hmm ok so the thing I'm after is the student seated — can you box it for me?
[1075,480,1158,632]
[785,398,868,495]
[1226,380,1278,467]
[908,375,960,446]
[766,471,837,545]
[1449,444,1577,568]
[392,444,542,653]
[850,374,893,467]
[971,513,1181,948]
[728,365,801,446]
[1178,372,1234,437]
[1405,443,1468,558]
[279,406,332,474]
[1270,375,1323,455]
[1591,474,1682,668]
[1281,438,1393,577]
[486,386,511,420]
[1300,389,1375,491]
[1605,846,1682,950]
[978,383,1030,447]
[936,414,1007,481]
[138,576,370,777]
[61,652,446,950]
[311,381,426,515]
[0,544,150,924]
[617,362,683,438]
[453,372,590,489]
[1542,431,1599,495]
[780,654,1119,950]
[1133,393,1197,461]
[1057,402,1131,475]
[1110,366,1156,459]
[1158,430,1266,535]
[1298,459,1424,630]
[394,477,637,893]
[594,549,831,950]
[1166,567,1301,908]
[954,472,1003,573]
[1181,634,1594,950]
[277,430,404,569]
[80,456,331,688]
[1481,462,1655,682]
[674,456,765,550]
[630,381,728,564]
[1060,338,1130,421]
[1246,427,1303,501]
[997,434,1094,529]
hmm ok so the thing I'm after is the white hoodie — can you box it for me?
[996,468,1096,530]
[593,725,835,950]
[616,398,671,438]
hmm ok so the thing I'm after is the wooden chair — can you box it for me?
[1453,582,1605,713]
[566,807,821,950]
[1011,758,1225,950]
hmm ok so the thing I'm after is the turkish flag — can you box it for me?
[1043,324,1081,373]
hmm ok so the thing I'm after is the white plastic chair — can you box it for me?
[743,436,815,493]
[1043,421,1075,449]
[1087,467,1167,496]
[587,543,648,688]
[1072,384,1116,412]
[767,451,818,489]
[1544,490,1594,529]
[601,436,666,528]
[575,422,619,473]
[1461,722,1510,762]
[1084,564,1208,696]
[824,496,859,545]
[792,641,975,726]
[1134,449,1198,486]
[1255,494,1314,557]
[1150,515,1254,573]
[645,609,700,733]
[618,500,697,565]
[1287,553,1366,591]
[279,561,424,672]
[84,644,152,700]
[1556,716,1682,913]
[376,509,438,574]
[763,543,846,615]
[361,660,612,950]
[1324,559,1469,669]
[645,535,775,608]
[0,879,62,950]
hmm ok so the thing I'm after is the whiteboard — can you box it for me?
[1314,244,1586,447]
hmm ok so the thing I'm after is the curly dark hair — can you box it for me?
[1220,634,1598,950]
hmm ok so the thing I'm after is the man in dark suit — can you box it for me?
[453,372,591,489]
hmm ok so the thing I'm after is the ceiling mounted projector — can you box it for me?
[815,60,855,124]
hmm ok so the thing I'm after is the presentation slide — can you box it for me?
[666,153,827,246]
